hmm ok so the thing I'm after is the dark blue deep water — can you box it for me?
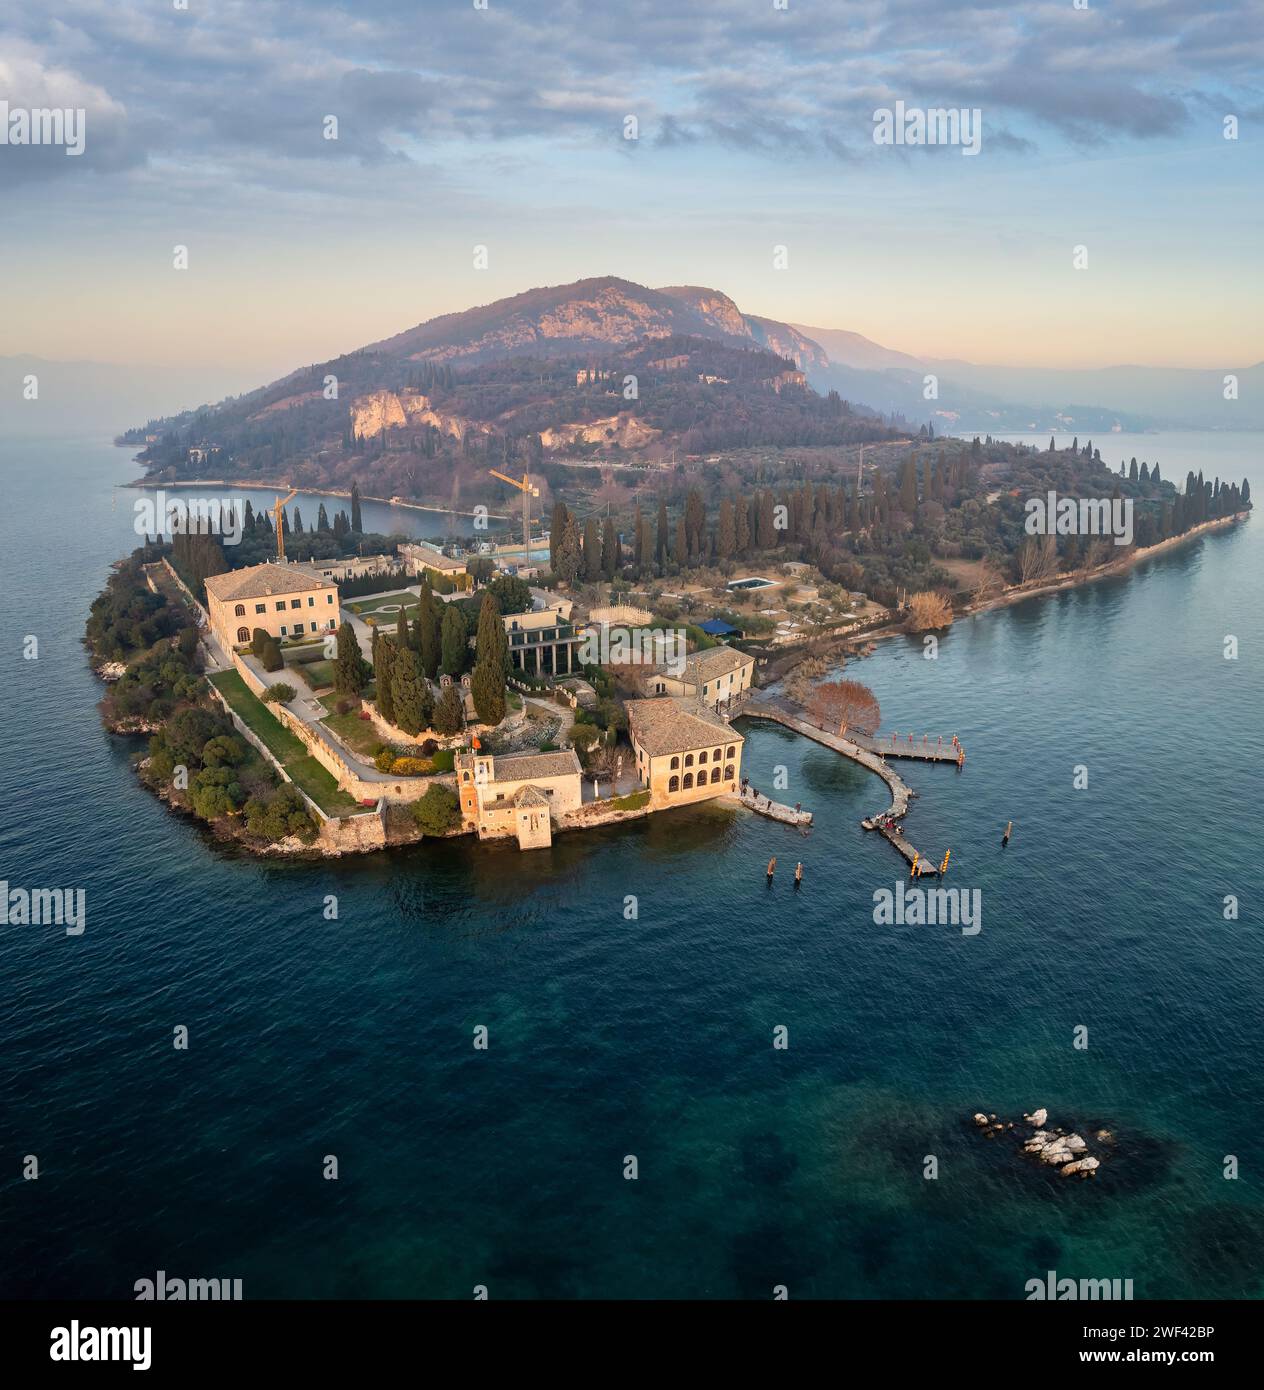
[1,433,1260,1299]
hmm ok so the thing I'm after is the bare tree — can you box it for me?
[905,590,953,632]
[1018,534,1058,584]
[806,679,881,739]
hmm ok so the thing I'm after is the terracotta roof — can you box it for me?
[626,698,744,757]
[491,748,582,782]
[683,645,754,685]
[204,562,336,602]
[513,785,550,808]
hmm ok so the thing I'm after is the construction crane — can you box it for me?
[273,488,297,561]
[488,469,539,563]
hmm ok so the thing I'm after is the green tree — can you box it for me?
[434,684,464,736]
[440,603,467,676]
[416,582,442,676]
[350,480,363,533]
[375,635,397,724]
[602,518,619,579]
[488,574,532,615]
[583,517,602,582]
[475,592,510,672]
[556,513,581,585]
[717,498,735,560]
[390,646,427,734]
[334,621,369,696]
[471,660,506,725]
[412,783,460,836]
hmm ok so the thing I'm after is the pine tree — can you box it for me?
[440,604,467,676]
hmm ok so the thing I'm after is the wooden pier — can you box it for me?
[731,783,813,827]
[738,697,957,874]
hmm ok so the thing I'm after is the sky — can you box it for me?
[1,0,1261,379]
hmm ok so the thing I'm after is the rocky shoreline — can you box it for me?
[973,1107,1112,1179]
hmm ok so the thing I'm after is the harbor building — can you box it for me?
[204,561,340,652]
[454,746,583,849]
[626,698,744,808]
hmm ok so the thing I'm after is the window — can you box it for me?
[727,745,736,758]
[703,684,709,696]
[290,599,301,609]
[725,762,735,781]
[711,767,721,784]
[668,775,680,793]
[685,754,694,767]
[279,625,288,636]
[326,594,334,604]
[255,603,266,615]
[236,626,249,642]
[308,596,315,606]
[682,773,693,790]
[670,756,679,770]
[234,603,246,617]
[698,750,707,764]
[275,601,285,612]
[327,618,336,630]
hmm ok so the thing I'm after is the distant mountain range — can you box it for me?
[4,276,1259,444]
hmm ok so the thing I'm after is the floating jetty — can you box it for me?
[738,697,960,874]
[732,783,813,826]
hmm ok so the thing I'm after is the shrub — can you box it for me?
[411,784,461,835]
[419,738,438,757]
[373,747,397,772]
[389,756,432,776]
[334,697,357,716]
[263,683,296,704]
[429,747,455,773]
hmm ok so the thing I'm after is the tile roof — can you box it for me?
[513,785,550,808]
[683,645,754,684]
[204,561,336,602]
[626,698,744,757]
[491,748,582,782]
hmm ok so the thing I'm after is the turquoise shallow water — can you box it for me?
[0,432,1260,1299]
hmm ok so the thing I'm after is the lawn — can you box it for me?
[322,709,385,757]
[347,591,418,617]
[210,670,359,816]
[294,658,336,691]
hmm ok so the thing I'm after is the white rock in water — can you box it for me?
[1024,1107,1048,1127]
[1062,1134,1087,1153]
[1060,1156,1100,1177]
[973,1113,990,1127]
[1024,1131,1055,1152]
[1040,1144,1074,1165]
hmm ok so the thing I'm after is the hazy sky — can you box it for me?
[2,0,1261,377]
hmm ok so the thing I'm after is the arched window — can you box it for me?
[682,773,693,789]
[711,767,721,783]
[725,762,735,781]
[727,745,736,758]
[462,771,470,782]
[235,626,249,643]
[234,604,246,617]
[698,749,708,764]
[670,756,679,770]
[713,748,722,762]
[668,775,680,793]
[684,753,694,767]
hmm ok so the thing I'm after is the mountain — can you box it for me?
[791,324,923,373]
[121,279,901,498]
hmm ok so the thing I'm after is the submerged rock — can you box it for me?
[1024,1107,1048,1128]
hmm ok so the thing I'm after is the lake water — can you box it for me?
[0,432,1260,1299]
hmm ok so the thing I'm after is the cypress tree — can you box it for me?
[391,646,425,735]
[441,604,467,676]
[350,480,363,533]
[656,500,669,565]
[602,518,618,579]
[334,621,369,696]
[583,517,602,581]
[471,660,506,726]
[375,635,397,725]
[434,685,464,737]
[417,582,441,677]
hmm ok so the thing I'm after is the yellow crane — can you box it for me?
[273,488,297,562]
[488,469,540,562]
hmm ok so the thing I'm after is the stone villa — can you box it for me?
[626,698,744,809]
[454,746,583,849]
[504,603,581,676]
[639,645,754,711]
[204,561,341,652]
